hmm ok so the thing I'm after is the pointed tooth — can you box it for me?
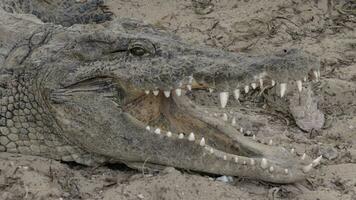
[291,148,295,154]
[280,83,287,97]
[301,153,306,160]
[222,113,228,121]
[166,131,172,137]
[209,148,214,154]
[244,85,249,93]
[145,90,150,95]
[187,85,192,91]
[175,88,182,96]
[284,169,289,174]
[188,132,195,141]
[269,166,274,173]
[252,135,256,140]
[261,158,268,169]
[240,127,243,133]
[231,117,236,126]
[296,80,303,92]
[268,139,273,145]
[199,138,206,146]
[153,90,159,96]
[313,70,319,80]
[243,161,247,165]
[312,155,322,166]
[303,163,313,173]
[234,157,238,163]
[223,155,227,160]
[250,159,255,165]
[154,128,161,134]
[208,88,214,93]
[317,69,321,78]
[178,133,184,139]
[233,89,240,100]
[271,80,276,86]
[219,92,229,108]
[164,90,171,98]
[303,77,307,82]
[251,83,257,89]
[145,126,150,131]
[259,78,264,88]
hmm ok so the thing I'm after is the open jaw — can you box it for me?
[122,65,322,184]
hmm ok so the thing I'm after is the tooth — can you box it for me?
[145,126,150,131]
[280,83,287,97]
[259,78,264,88]
[222,113,228,121]
[244,85,249,93]
[167,131,172,137]
[313,70,319,80]
[233,89,240,100]
[268,139,273,145]
[261,158,268,169]
[175,89,182,96]
[188,132,195,141]
[251,83,257,89]
[317,69,321,78]
[250,159,255,165]
[210,148,214,154]
[269,166,274,172]
[312,155,322,166]
[271,80,276,86]
[240,127,243,133]
[219,92,229,108]
[303,163,313,173]
[301,153,306,160]
[252,135,256,140]
[291,148,295,154]
[223,155,227,160]
[178,133,184,139]
[154,128,161,134]
[303,77,307,82]
[208,88,214,93]
[284,169,289,174]
[243,161,247,165]
[145,90,150,95]
[153,90,159,96]
[231,117,236,125]
[296,80,302,92]
[234,157,238,163]
[199,138,206,146]
[164,91,171,98]
[187,85,192,91]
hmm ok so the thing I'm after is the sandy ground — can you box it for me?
[1,0,356,199]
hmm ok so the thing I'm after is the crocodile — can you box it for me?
[0,0,323,183]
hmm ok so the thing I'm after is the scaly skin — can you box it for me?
[0,1,322,183]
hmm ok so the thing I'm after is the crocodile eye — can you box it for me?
[128,39,155,57]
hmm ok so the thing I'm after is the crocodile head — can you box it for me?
[6,17,321,183]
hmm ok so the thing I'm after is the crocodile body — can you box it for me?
[0,0,322,183]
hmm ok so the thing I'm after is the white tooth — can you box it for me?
[303,77,307,82]
[210,148,214,154]
[252,135,256,140]
[271,79,276,86]
[303,163,313,173]
[317,69,321,78]
[188,132,195,141]
[296,80,302,92]
[208,88,214,93]
[234,157,238,163]
[261,158,268,169]
[268,139,273,145]
[223,155,227,160]
[291,148,295,154]
[164,90,171,98]
[250,159,255,165]
[284,169,289,174]
[187,85,192,91]
[153,90,159,96]
[280,83,287,97]
[175,88,182,96]
[251,83,257,89]
[312,155,322,166]
[166,131,172,137]
[199,138,206,146]
[259,78,264,88]
[178,133,184,139]
[154,128,161,134]
[244,85,249,93]
[269,166,274,172]
[145,126,150,131]
[243,161,247,165]
[240,127,243,133]
[145,90,150,95]
[301,153,306,160]
[222,113,228,121]
[219,92,229,108]
[313,70,319,80]
[233,89,240,100]
[231,117,236,125]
